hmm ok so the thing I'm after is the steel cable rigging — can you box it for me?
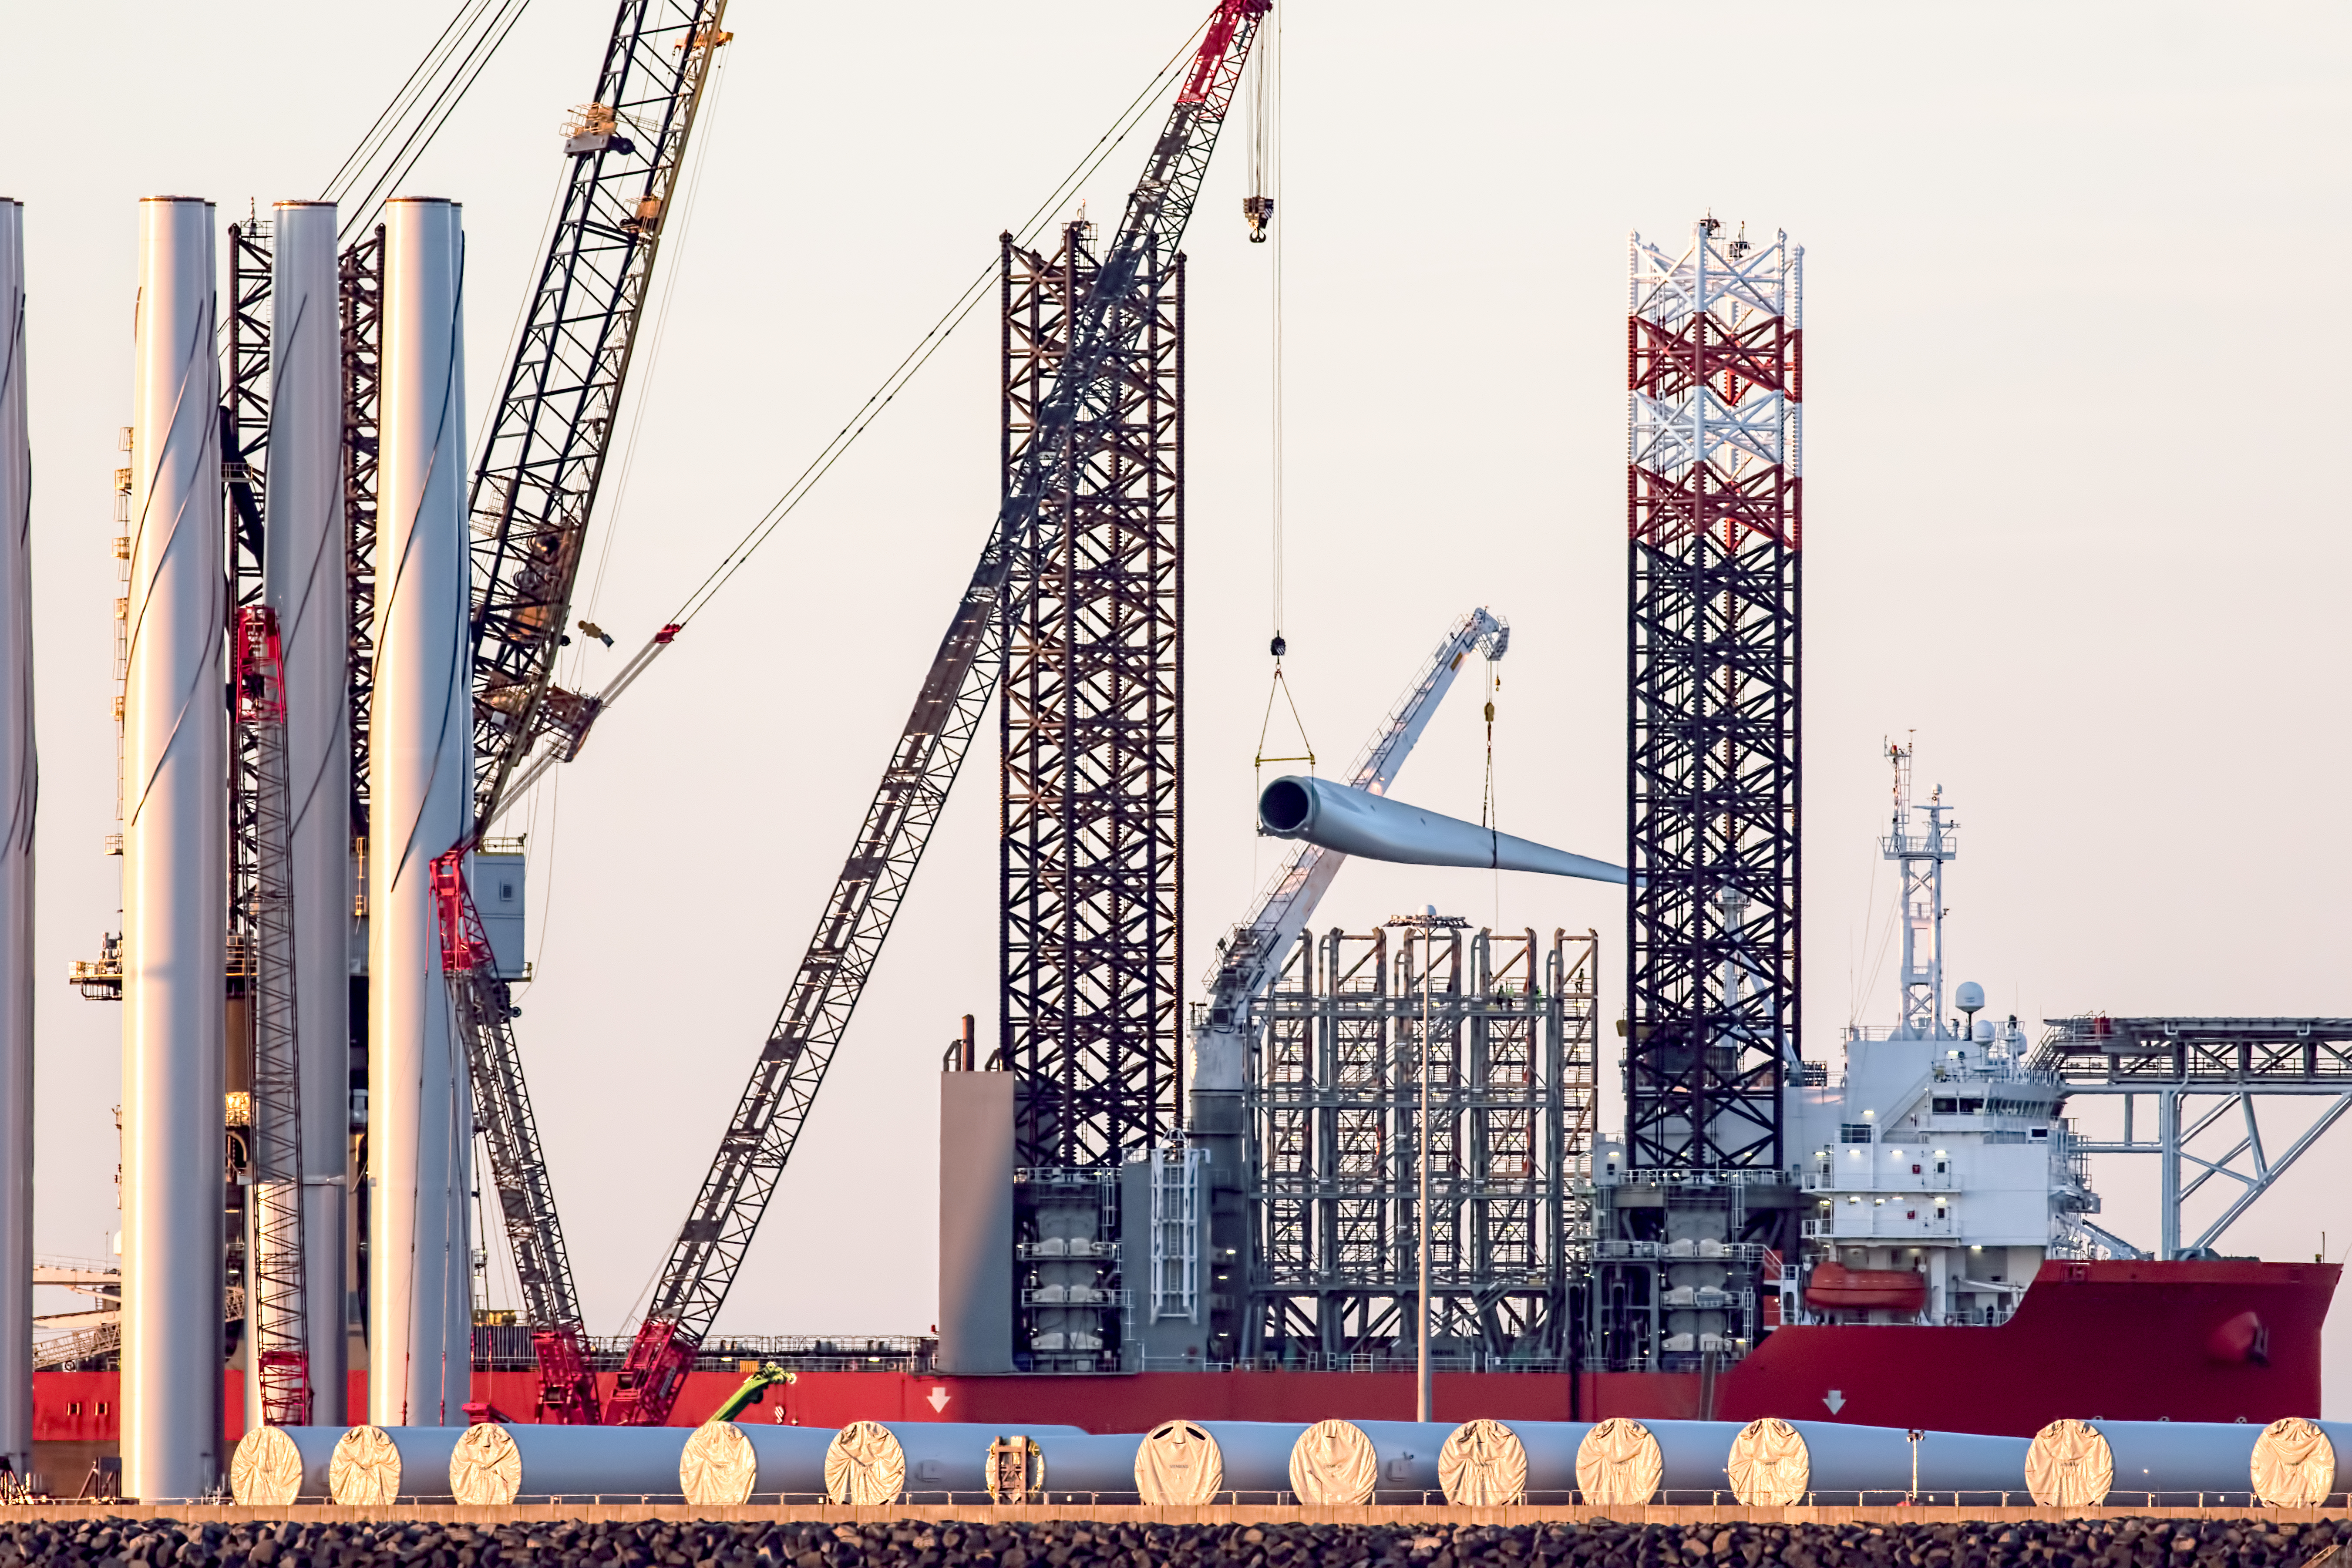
[483,13,1225,821]
[325,0,539,244]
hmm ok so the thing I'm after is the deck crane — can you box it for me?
[433,0,735,1424]
[1187,608,1509,1351]
[599,0,1274,1427]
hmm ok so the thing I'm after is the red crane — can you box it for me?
[598,0,1272,1426]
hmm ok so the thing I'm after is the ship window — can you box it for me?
[1933,1098,1957,1114]
[1840,1123,1874,1143]
[2030,1127,2049,1140]
[1961,1100,1982,1114]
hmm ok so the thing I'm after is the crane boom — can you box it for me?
[601,0,1272,1427]
[438,0,732,1421]
[467,0,732,827]
[1189,607,1508,1358]
[1198,607,1511,1045]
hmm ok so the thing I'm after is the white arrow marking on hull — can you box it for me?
[926,1386,951,1413]
[1823,1390,1846,1414]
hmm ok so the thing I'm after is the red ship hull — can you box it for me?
[33,1260,2335,1453]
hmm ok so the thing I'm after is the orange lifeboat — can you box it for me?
[1804,1261,1927,1313]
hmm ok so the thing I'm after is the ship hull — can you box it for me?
[30,1260,2334,1455]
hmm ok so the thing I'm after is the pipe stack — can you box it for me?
[121,195,226,1503]
[0,195,30,1488]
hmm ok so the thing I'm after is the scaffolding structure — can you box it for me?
[222,216,276,1359]
[998,223,1184,1371]
[1241,925,1597,1367]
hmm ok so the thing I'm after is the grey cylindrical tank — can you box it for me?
[2250,1417,2352,1507]
[1648,1420,1750,1501]
[1731,1419,2027,1503]
[2094,1420,2262,1504]
[452,1423,693,1503]
[680,1422,837,1504]
[1033,1433,1143,1499]
[1134,1420,1306,1503]
[1439,1420,1595,1504]
[827,1421,1085,1502]
[1312,1419,1454,1503]
[327,1425,464,1504]
[227,1425,344,1504]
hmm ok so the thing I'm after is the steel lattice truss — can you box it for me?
[1001,225,1184,1173]
[467,0,730,826]
[1244,929,1596,1364]
[340,229,383,840]
[603,0,1267,1425]
[1625,220,1803,1173]
[235,608,313,1425]
[223,219,276,1384]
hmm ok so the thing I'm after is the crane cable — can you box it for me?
[1247,10,1311,818]
[487,14,1219,827]
[1481,658,1501,929]
[327,0,538,243]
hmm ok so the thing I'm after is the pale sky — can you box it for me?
[9,1,2352,1407]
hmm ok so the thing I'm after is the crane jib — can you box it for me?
[602,0,1267,1426]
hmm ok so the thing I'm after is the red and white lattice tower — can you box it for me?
[1623,218,1803,1177]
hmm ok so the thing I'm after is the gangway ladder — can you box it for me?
[235,607,312,1425]
[1148,1147,1208,1323]
[430,849,599,1423]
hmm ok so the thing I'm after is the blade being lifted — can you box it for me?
[1258,775,1627,884]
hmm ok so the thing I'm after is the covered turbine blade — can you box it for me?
[1257,776,1625,885]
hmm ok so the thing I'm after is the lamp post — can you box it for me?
[1388,905,1464,1423]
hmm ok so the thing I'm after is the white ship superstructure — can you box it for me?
[1781,744,2099,1326]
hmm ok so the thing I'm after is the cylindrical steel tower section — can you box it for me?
[264,199,350,1423]
[121,195,226,1501]
[0,196,34,1485]
[368,197,473,1427]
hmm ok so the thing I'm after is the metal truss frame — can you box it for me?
[1000,223,1183,1373]
[603,0,1265,1423]
[235,607,312,1425]
[2043,1016,2352,1258]
[1001,223,1184,1172]
[224,216,275,1370]
[340,228,384,841]
[1242,927,1596,1366]
[1625,219,1802,1174]
[465,0,730,826]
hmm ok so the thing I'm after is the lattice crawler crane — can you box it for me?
[599,0,1273,1425]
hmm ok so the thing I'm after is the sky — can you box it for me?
[8,0,2352,1407]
